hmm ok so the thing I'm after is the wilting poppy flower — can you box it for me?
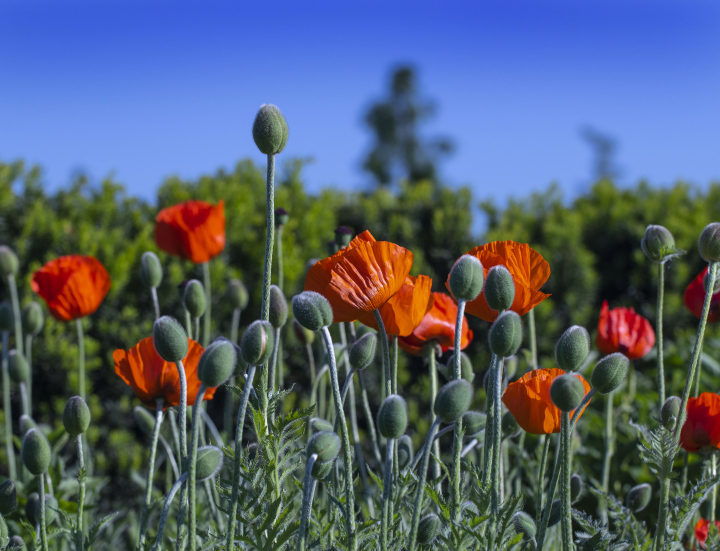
[304,230,414,323]
[113,336,217,410]
[155,200,225,264]
[596,301,655,361]
[447,241,550,322]
[684,267,720,323]
[357,275,433,337]
[398,292,473,356]
[502,368,591,435]
[31,255,111,321]
[680,393,720,452]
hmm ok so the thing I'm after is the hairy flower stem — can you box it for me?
[25,334,33,415]
[76,318,85,400]
[8,275,22,357]
[188,385,207,551]
[268,327,281,420]
[19,381,28,417]
[712,452,718,522]
[298,454,318,551]
[153,472,188,551]
[224,307,242,442]
[151,286,160,320]
[260,154,276,322]
[138,400,164,549]
[276,223,284,291]
[451,299,467,524]
[490,356,505,518]
[381,439,395,551]
[483,354,499,487]
[174,360,189,551]
[535,435,550,524]
[202,262,212,345]
[656,262,666,408]
[528,307,537,370]
[38,474,49,551]
[423,343,441,482]
[359,370,383,467]
[599,390,615,523]
[373,310,392,398]
[560,413,573,551]
[2,331,15,480]
[408,416,442,551]
[76,434,86,551]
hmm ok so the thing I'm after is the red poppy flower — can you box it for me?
[31,255,111,321]
[398,292,473,356]
[447,241,550,322]
[695,519,720,548]
[155,200,225,264]
[684,267,720,323]
[113,336,217,410]
[596,301,655,361]
[680,393,720,452]
[502,368,592,435]
[357,275,433,337]
[304,230,414,323]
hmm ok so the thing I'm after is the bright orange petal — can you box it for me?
[155,200,226,264]
[358,275,433,336]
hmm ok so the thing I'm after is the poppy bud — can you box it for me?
[334,226,353,248]
[512,511,536,542]
[153,316,189,363]
[555,325,591,372]
[591,352,629,395]
[547,499,561,527]
[275,207,289,227]
[19,415,37,436]
[0,480,16,515]
[349,333,377,371]
[446,351,474,382]
[227,279,249,310]
[252,104,289,155]
[63,396,91,436]
[463,411,487,437]
[484,265,515,312]
[25,493,39,525]
[570,474,584,503]
[196,446,224,481]
[293,320,314,346]
[134,406,157,436]
[310,418,334,434]
[699,222,720,263]
[37,495,57,525]
[198,338,236,388]
[641,225,678,263]
[661,396,681,430]
[292,291,333,332]
[307,430,341,463]
[21,302,44,336]
[0,301,13,333]
[140,251,163,289]
[448,255,484,301]
[312,461,334,480]
[377,395,408,439]
[434,379,474,424]
[626,483,652,512]
[183,280,206,319]
[502,411,520,436]
[550,374,585,412]
[8,350,29,383]
[21,428,51,475]
[240,320,274,366]
[8,535,25,550]
[0,246,19,278]
[489,311,523,358]
[417,513,441,544]
[268,285,288,329]
[397,434,413,470]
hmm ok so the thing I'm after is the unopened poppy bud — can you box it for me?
[307,431,341,476]
[397,435,413,470]
[8,535,25,550]
[227,279,249,310]
[550,374,585,412]
[463,411,487,437]
[134,406,156,436]
[570,474,584,503]
[349,333,377,370]
[484,265,515,311]
[25,493,40,525]
[183,280,206,319]
[63,396,91,436]
[0,246,19,278]
[641,225,678,263]
[548,500,562,527]
[434,379,474,424]
[252,104,289,155]
[153,316,189,363]
[312,461,334,480]
[268,285,288,329]
[417,513,441,544]
[334,226,353,248]
[140,251,163,288]
[198,338,236,388]
[377,395,408,439]
[0,480,16,515]
[699,223,720,263]
[37,495,57,525]
[294,320,315,345]
[21,428,51,475]
[489,311,523,358]
[310,418,334,434]
[591,352,629,394]
[292,291,333,331]
[19,415,37,435]
[661,396,681,430]
[240,320,274,366]
[555,325,591,372]
[21,302,44,336]
[626,483,652,512]
[0,301,13,332]
[275,207,289,227]
[502,411,520,436]
[446,351,474,382]
[512,511,536,542]
[449,255,484,301]
[196,446,224,481]
[8,350,29,383]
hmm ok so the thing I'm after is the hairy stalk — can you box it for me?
[656,262,665,408]
[202,261,211,346]
[712,451,718,522]
[38,474,49,551]
[151,286,160,320]
[25,334,32,415]
[373,310,392,398]
[76,318,85,400]
[359,370,383,467]
[490,357,505,517]
[174,360,189,551]
[451,299,467,524]
[185,309,192,340]
[268,327,280,420]
[260,154,276,321]
[194,318,200,346]
[560,413,573,551]
[528,307,537,370]
[188,385,207,551]
[153,472,188,551]
[381,439,395,551]
[76,434,86,551]
[2,331,15,479]
[224,307,242,442]
[19,381,28,418]
[138,400,164,549]
[8,275,23,357]
[305,342,316,386]
[600,390,615,523]
[408,416,442,551]
[535,435,550,524]
[390,335,398,393]
[483,354,498,487]
[424,343,441,482]
[299,454,318,551]
[276,223,284,292]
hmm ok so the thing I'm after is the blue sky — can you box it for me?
[1,0,719,212]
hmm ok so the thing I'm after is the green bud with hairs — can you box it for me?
[0,480,16,515]
[462,411,486,437]
[349,333,376,370]
[140,251,163,288]
[550,374,585,412]
[377,395,408,439]
[252,104,289,155]
[661,396,681,431]
[484,265,515,311]
[37,495,58,525]
[417,513,441,544]
[183,279,206,319]
[8,350,29,383]
[240,320,274,366]
[591,352,629,394]
[268,285,288,329]
[134,406,157,436]
[25,493,40,525]
[626,483,652,512]
[570,474,584,503]
[0,246,19,278]
[63,396,91,436]
[512,511,536,542]
[489,310,523,357]
[555,325,591,372]
[448,254,484,301]
[397,435,413,470]
[292,291,333,331]
[227,279,249,310]
[21,428,51,475]
[196,446,224,481]
[310,418,334,434]
[21,302,44,336]
[434,379,473,424]
[153,316,189,363]
[198,338,236,388]
[699,222,720,263]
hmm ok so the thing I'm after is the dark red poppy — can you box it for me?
[155,200,225,264]
[684,267,720,323]
[680,393,720,452]
[695,518,720,548]
[596,301,655,361]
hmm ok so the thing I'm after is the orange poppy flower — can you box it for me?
[398,292,473,356]
[684,267,720,323]
[155,200,225,264]
[596,301,655,361]
[447,241,550,322]
[680,393,720,452]
[113,336,217,410]
[304,230,414,323]
[357,275,433,336]
[502,368,591,435]
[31,255,111,321]
[695,519,720,547]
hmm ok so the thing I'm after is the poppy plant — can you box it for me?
[596,301,655,361]
[684,267,720,323]
[31,255,111,321]
[113,336,217,409]
[398,292,473,355]
[679,393,720,452]
[357,275,433,337]
[695,518,720,548]
[502,368,591,435]
[155,200,226,264]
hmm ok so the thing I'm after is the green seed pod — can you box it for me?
[548,499,562,527]
[334,226,353,248]
[153,316,189,363]
[417,513,441,544]
[397,435,413,470]
[307,431,341,464]
[8,535,26,550]
[25,493,39,525]
[0,246,19,278]
[37,495,57,525]
[661,396,681,431]
[641,225,678,263]
[591,352,629,395]
[445,351,474,382]
[19,415,37,435]
[377,395,408,439]
[21,428,51,475]
[292,291,333,331]
[312,461,334,480]
[0,480,16,515]
[227,279,249,310]
[21,302,44,337]
[570,474,584,503]
[183,280,206,319]
[512,511,536,542]
[489,311,523,358]
[268,285,288,329]
[626,483,652,512]
[462,411,487,437]
[196,446,224,481]
[555,325,591,372]
[275,207,289,227]
[484,265,515,311]
[349,333,377,371]
[8,350,29,383]
[140,251,163,288]
[63,396,91,436]
[134,406,157,436]
[550,374,586,412]
[501,411,520,436]
[310,418,334,434]
[448,254,484,301]
[198,338,236,388]
[252,104,289,155]
[699,222,720,263]
[434,379,474,424]
[240,320,274,366]
[0,301,13,333]
[293,320,315,345]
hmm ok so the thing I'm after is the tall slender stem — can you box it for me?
[8,275,23,357]
[528,307,537,370]
[19,381,28,418]
[381,439,395,551]
[358,370,383,467]
[712,451,718,522]
[174,360,188,551]
[38,474,49,551]
[188,385,207,551]
[390,336,398,394]
[76,434,86,551]
[153,473,188,551]
[76,318,85,400]
[600,390,614,523]
[151,287,160,320]
[298,454,318,551]
[424,343,441,482]
[450,299,466,524]
[225,307,242,442]
[306,342,316,387]
[2,332,16,480]
[138,400,164,548]
[373,310,392,399]
[185,309,192,340]
[25,334,32,416]
[260,154,276,322]
[490,357,505,518]
[276,224,284,292]
[483,354,498,487]
[535,435,550,524]
[656,262,665,408]
[202,262,211,347]
[560,413,573,551]
[408,417,442,551]
[537,434,562,550]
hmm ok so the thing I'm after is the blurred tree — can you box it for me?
[581,126,621,181]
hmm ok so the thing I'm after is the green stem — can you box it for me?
[408,417,442,551]
[260,154,276,322]
[712,451,718,522]
[185,309,192,340]
[188,385,207,551]
[298,454,318,551]
[138,400,164,549]
[391,336,398,394]
[656,262,665,408]
[268,327,280,421]
[535,435,550,524]
[528,307,537,370]
[560,413,573,551]
[600,390,614,523]
[451,299,467,523]
[490,356,505,518]
[2,332,16,480]
[202,262,211,347]
[194,318,200,346]
[38,474,48,551]
[76,434,86,551]
[225,308,241,442]
[153,472,188,551]
[483,354,499,488]
[358,370,383,467]
[424,343,441,482]
[381,439,395,551]
[8,275,23,356]
[276,224,284,292]
[25,334,32,416]
[174,360,188,551]
[19,382,28,418]
[76,318,85,400]
[151,287,160,320]
[373,310,392,399]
